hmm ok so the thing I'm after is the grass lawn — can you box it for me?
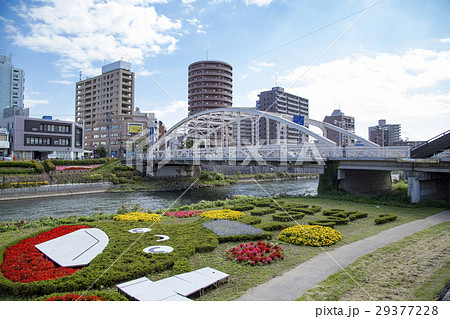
[0,195,446,301]
[298,222,450,301]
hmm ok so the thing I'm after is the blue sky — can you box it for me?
[0,0,449,141]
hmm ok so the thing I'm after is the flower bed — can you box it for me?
[164,210,203,218]
[226,241,284,266]
[56,165,101,171]
[278,225,342,246]
[1,225,90,283]
[113,212,162,223]
[200,209,244,220]
[46,294,104,301]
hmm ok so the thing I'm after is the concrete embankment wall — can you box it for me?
[0,182,113,201]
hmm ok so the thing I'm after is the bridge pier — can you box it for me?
[146,164,201,178]
[337,169,392,194]
[406,172,450,203]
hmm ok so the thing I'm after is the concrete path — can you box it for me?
[237,210,450,301]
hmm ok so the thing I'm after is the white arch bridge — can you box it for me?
[125,108,410,176]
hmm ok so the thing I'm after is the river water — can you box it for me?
[0,178,319,222]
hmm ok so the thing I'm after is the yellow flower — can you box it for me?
[278,225,342,247]
[113,212,162,223]
[200,209,244,220]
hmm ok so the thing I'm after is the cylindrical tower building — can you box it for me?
[188,60,233,116]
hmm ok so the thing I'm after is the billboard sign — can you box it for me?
[128,123,143,135]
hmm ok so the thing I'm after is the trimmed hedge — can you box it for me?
[310,205,322,213]
[256,221,294,231]
[216,232,272,243]
[0,161,35,168]
[0,220,218,296]
[348,212,368,221]
[322,209,345,216]
[112,165,135,172]
[231,204,255,211]
[308,221,336,228]
[50,159,114,166]
[31,160,44,173]
[289,207,316,215]
[375,214,398,224]
[272,212,305,222]
[250,208,276,216]
[239,215,262,225]
[43,159,56,172]
[251,199,274,207]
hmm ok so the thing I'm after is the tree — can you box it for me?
[96,146,107,158]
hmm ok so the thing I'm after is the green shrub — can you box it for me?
[43,159,56,172]
[272,212,305,222]
[289,207,316,215]
[250,208,276,216]
[308,221,336,228]
[375,214,398,224]
[216,232,272,243]
[310,205,322,213]
[256,221,294,231]
[239,215,262,225]
[199,171,225,181]
[31,160,44,173]
[348,212,368,221]
[112,165,135,172]
[231,204,255,211]
[251,199,274,207]
[0,161,35,168]
[322,208,345,216]
[50,159,114,166]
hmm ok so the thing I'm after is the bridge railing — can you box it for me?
[141,145,410,163]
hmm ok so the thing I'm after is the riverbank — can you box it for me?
[1,195,447,302]
[0,182,113,201]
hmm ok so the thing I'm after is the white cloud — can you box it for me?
[244,0,273,6]
[150,100,188,128]
[248,66,261,73]
[278,48,450,140]
[24,98,49,108]
[6,0,182,77]
[257,62,274,67]
[440,38,450,44]
[48,80,73,85]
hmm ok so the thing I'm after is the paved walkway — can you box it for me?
[238,210,450,301]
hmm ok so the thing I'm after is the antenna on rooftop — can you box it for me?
[205,50,208,61]
[79,71,82,81]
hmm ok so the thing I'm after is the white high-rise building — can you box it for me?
[0,54,25,119]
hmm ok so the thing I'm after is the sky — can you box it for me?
[0,0,449,141]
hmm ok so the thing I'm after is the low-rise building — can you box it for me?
[0,115,84,160]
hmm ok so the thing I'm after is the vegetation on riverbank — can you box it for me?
[0,193,447,301]
[298,222,450,301]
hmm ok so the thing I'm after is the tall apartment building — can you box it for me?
[188,60,233,116]
[75,60,151,158]
[0,54,25,119]
[256,87,309,144]
[368,119,401,146]
[323,109,355,146]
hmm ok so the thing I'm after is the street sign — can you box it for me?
[293,115,304,125]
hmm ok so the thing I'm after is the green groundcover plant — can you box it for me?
[0,220,218,296]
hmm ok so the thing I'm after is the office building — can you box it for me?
[256,87,309,144]
[323,109,355,146]
[188,60,233,116]
[0,115,83,160]
[75,60,153,158]
[0,54,25,119]
[368,119,401,146]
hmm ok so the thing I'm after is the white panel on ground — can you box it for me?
[195,267,229,282]
[35,228,109,267]
[155,234,170,242]
[116,277,191,301]
[143,245,173,254]
[157,276,202,296]
[128,228,151,233]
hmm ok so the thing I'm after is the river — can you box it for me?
[0,178,319,222]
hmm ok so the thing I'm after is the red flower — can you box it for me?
[1,225,90,283]
[226,241,284,266]
[46,294,104,301]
